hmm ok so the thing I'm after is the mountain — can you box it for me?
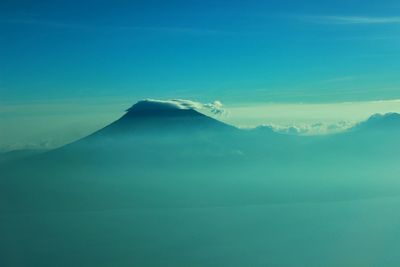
[86,100,237,140]
[351,112,400,132]
[306,112,400,161]
[45,100,400,156]
[38,100,246,167]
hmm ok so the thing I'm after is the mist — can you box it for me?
[1,101,400,266]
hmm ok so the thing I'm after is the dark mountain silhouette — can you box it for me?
[50,100,243,162]
[86,100,237,140]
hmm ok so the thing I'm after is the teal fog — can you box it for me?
[1,100,400,267]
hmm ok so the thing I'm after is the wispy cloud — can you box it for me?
[0,140,56,153]
[3,18,93,30]
[130,99,226,115]
[296,15,400,25]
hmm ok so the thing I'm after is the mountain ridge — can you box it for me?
[351,112,400,132]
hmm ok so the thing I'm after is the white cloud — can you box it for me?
[133,99,226,115]
[257,121,355,135]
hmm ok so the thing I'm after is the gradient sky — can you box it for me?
[2,0,400,102]
[1,0,400,150]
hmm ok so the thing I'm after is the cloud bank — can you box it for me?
[256,121,355,135]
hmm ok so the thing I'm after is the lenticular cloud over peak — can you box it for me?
[127,99,225,115]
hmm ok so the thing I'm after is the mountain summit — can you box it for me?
[88,99,236,138]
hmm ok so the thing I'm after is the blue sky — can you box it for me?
[1,0,400,150]
[1,0,400,103]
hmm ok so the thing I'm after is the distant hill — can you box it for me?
[350,113,400,132]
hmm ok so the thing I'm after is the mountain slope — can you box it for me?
[351,112,400,132]
[86,100,236,139]
[51,100,243,162]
